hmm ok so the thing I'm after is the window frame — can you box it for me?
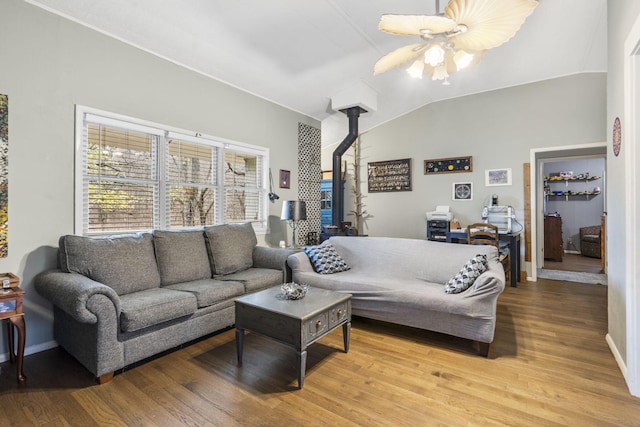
[75,105,269,235]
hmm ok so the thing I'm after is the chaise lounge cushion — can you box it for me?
[119,288,198,332]
[215,267,284,293]
[205,223,257,275]
[154,229,212,285]
[164,279,245,308]
[59,233,161,295]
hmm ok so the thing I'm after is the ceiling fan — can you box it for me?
[374,0,539,83]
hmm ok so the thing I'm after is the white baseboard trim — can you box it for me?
[0,340,58,363]
[606,333,628,381]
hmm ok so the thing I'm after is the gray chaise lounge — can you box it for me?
[287,236,505,355]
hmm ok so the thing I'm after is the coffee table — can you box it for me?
[235,286,351,389]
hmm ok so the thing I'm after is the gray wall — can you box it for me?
[330,74,606,245]
[606,0,640,369]
[0,0,318,358]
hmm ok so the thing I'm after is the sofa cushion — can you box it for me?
[164,279,244,308]
[59,233,161,295]
[119,288,197,333]
[153,230,212,286]
[204,223,257,275]
[445,254,488,294]
[215,267,284,293]
[303,243,351,274]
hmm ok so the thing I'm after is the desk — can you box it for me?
[446,230,521,288]
[0,286,27,384]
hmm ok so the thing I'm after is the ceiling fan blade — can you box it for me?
[379,14,457,36]
[445,0,538,51]
[374,43,425,75]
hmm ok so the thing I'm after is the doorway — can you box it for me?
[530,143,607,284]
[541,157,605,278]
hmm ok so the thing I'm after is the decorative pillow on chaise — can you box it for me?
[445,254,488,294]
[303,243,351,274]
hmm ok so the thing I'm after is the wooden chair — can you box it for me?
[467,223,510,282]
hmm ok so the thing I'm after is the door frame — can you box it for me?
[623,11,640,398]
[529,143,607,282]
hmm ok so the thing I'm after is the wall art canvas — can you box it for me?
[0,94,7,257]
[485,168,512,186]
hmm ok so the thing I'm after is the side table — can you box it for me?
[1,285,27,384]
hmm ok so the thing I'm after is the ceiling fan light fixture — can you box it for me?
[407,60,425,79]
[432,64,449,81]
[453,49,474,71]
[423,43,446,66]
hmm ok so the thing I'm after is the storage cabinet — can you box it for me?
[544,216,563,261]
[427,220,449,242]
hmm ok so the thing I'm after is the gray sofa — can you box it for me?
[34,223,292,383]
[287,236,505,355]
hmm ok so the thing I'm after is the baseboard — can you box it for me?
[0,340,58,363]
[564,250,580,254]
[606,333,627,381]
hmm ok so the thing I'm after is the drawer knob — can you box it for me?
[316,320,322,329]
[337,309,343,318]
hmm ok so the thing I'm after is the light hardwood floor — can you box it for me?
[1,279,639,426]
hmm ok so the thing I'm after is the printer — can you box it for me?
[426,205,453,221]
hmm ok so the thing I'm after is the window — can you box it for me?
[76,107,268,235]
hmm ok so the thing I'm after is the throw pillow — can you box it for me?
[304,243,351,274]
[445,254,488,294]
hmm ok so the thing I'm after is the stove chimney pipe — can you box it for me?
[332,106,365,227]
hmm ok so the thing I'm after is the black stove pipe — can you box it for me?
[332,106,365,227]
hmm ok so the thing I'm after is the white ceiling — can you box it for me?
[27,0,607,135]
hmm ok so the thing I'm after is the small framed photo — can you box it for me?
[279,169,290,189]
[485,168,512,186]
[452,182,473,201]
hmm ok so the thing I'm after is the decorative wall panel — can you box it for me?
[0,94,8,258]
[297,123,321,245]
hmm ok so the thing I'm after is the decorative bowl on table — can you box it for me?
[281,282,309,300]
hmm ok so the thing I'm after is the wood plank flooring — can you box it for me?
[544,252,603,274]
[1,279,639,426]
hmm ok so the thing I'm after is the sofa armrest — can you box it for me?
[34,270,121,324]
[253,246,298,282]
[287,251,315,274]
[469,261,506,296]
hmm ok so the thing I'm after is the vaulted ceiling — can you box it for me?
[27,0,607,134]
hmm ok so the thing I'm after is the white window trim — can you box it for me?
[74,105,269,235]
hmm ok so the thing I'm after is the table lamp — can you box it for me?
[281,200,307,248]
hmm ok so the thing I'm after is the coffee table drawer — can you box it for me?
[304,311,329,344]
[329,302,349,327]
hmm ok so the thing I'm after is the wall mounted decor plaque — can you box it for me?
[613,116,621,157]
[424,156,472,174]
[367,158,412,192]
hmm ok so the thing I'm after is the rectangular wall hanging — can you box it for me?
[0,94,8,258]
[368,158,412,193]
[424,156,473,174]
[452,182,473,201]
[485,168,512,186]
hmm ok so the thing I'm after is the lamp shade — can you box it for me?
[281,200,307,221]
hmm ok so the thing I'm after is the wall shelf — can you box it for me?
[544,174,601,201]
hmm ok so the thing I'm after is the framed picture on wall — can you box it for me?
[279,169,290,188]
[485,168,512,186]
[452,182,473,201]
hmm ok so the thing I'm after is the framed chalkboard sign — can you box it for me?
[424,156,473,174]
[367,158,412,193]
